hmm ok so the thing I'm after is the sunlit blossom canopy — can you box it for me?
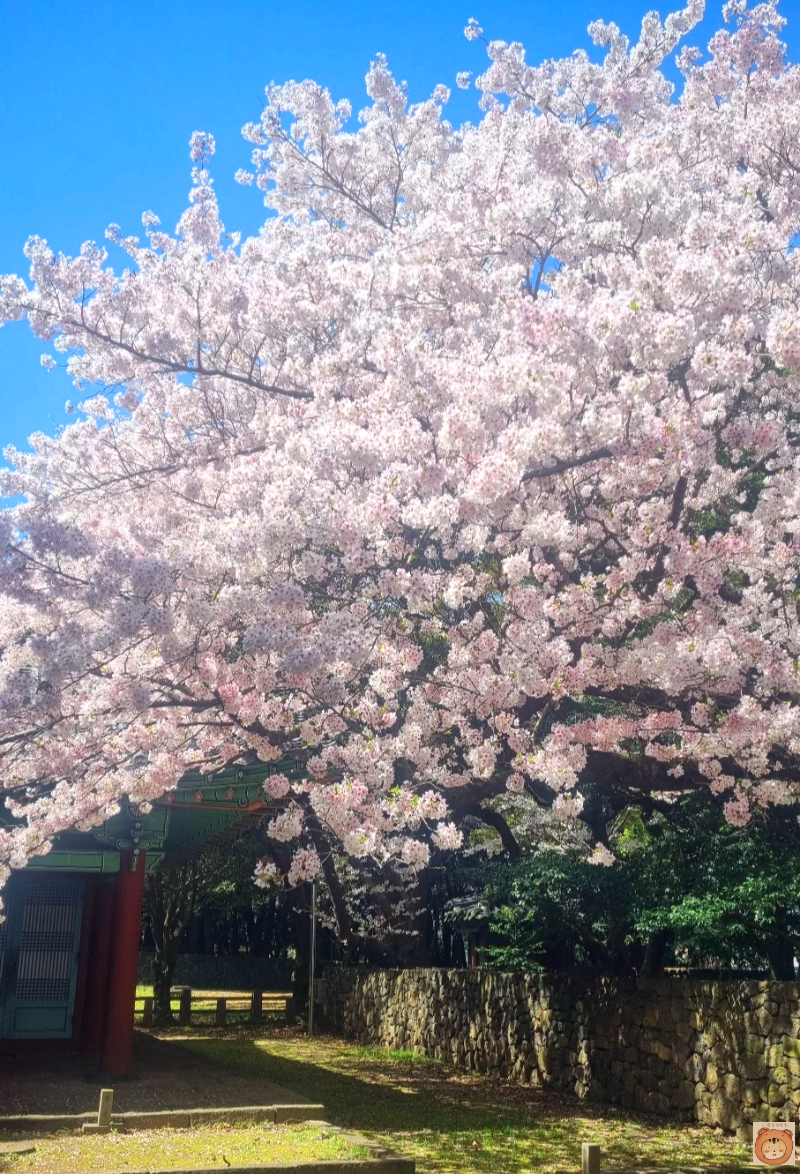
[1,0,799,911]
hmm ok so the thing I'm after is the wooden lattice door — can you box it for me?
[0,877,84,1039]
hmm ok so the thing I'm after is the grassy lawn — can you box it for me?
[170,1030,746,1174]
[0,1121,363,1173]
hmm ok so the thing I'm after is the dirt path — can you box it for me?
[0,1031,310,1115]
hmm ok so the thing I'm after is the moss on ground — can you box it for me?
[0,1121,360,1173]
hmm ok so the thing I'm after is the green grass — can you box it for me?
[0,1122,360,1174]
[353,1045,438,1065]
[168,1030,747,1174]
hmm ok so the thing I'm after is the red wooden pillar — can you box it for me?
[100,848,146,1075]
[81,879,117,1055]
[70,878,96,1050]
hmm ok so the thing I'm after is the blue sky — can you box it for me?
[1,0,798,460]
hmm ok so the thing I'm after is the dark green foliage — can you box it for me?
[442,794,800,979]
[632,799,800,978]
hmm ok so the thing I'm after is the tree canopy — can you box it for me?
[1,0,799,927]
[451,792,800,978]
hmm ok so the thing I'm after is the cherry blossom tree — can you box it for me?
[1,0,799,929]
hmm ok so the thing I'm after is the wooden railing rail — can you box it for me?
[134,989,296,1027]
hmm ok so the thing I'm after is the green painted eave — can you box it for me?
[26,759,302,872]
[25,850,121,874]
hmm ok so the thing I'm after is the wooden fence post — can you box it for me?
[178,988,192,1026]
[284,996,296,1027]
[215,997,227,1027]
[251,990,263,1026]
[142,997,154,1028]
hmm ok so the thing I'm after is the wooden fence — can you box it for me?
[134,988,296,1027]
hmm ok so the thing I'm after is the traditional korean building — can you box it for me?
[0,760,298,1075]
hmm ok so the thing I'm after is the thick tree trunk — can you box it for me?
[765,933,796,980]
[639,928,672,978]
[298,799,355,946]
[606,929,635,977]
[152,943,179,1026]
[143,863,199,1027]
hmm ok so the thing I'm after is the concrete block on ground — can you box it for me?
[188,1107,275,1127]
[0,1114,94,1133]
[119,1110,192,1130]
[97,1087,114,1128]
[582,1142,601,1174]
[273,1103,327,1122]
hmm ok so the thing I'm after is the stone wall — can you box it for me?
[137,951,292,990]
[318,966,800,1138]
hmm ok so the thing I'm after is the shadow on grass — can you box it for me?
[182,1035,516,1131]
[163,1032,745,1174]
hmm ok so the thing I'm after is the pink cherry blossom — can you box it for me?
[0,0,799,909]
[254,857,281,888]
[587,844,616,867]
